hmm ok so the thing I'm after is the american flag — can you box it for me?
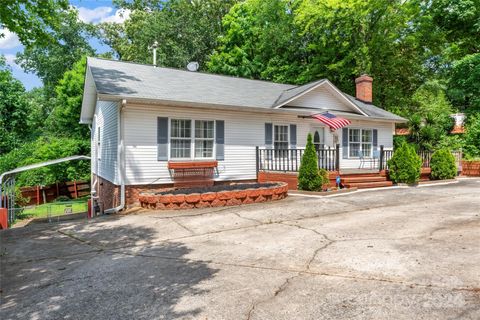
[311,112,351,130]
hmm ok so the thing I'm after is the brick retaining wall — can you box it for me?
[138,182,288,210]
[462,161,480,176]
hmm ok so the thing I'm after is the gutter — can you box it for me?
[104,99,126,214]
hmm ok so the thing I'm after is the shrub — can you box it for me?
[298,134,323,191]
[430,149,457,180]
[318,168,330,189]
[387,142,422,184]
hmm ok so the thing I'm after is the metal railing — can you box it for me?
[256,145,339,173]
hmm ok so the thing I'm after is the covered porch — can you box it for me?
[256,147,462,190]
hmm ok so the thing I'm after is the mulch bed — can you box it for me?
[154,183,278,195]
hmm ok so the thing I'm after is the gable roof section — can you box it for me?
[273,79,368,116]
[81,57,406,123]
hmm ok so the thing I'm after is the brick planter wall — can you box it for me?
[138,182,288,210]
[462,161,480,176]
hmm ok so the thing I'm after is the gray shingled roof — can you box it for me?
[273,79,326,106]
[86,57,405,122]
[344,94,406,122]
[88,57,294,109]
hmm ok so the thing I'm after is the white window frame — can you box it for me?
[348,128,373,158]
[169,118,216,160]
[194,120,215,159]
[273,124,290,150]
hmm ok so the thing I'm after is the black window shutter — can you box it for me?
[265,123,273,148]
[342,128,349,159]
[289,124,297,148]
[157,117,168,161]
[373,129,378,150]
[216,120,225,160]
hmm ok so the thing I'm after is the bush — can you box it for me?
[298,134,324,191]
[387,142,422,184]
[430,149,457,180]
[317,168,330,189]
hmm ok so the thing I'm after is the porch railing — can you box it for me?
[256,145,339,173]
[380,146,463,171]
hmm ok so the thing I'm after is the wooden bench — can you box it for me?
[168,161,218,188]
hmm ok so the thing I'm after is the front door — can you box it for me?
[310,126,325,151]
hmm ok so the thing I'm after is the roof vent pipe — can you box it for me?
[149,41,159,67]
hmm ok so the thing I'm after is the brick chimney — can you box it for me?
[355,74,373,103]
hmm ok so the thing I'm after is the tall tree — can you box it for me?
[0,0,69,46]
[0,56,33,154]
[448,54,480,114]
[208,0,305,83]
[100,0,238,69]
[15,9,95,94]
[46,57,90,139]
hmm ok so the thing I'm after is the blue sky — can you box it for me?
[0,0,129,90]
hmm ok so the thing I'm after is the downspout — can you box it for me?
[104,99,126,214]
[90,116,99,202]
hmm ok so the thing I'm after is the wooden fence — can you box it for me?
[20,181,90,206]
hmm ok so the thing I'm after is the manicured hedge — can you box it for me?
[387,142,422,184]
[430,149,457,180]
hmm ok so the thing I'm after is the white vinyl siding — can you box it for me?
[340,121,393,169]
[91,100,119,184]
[285,85,355,113]
[123,104,395,184]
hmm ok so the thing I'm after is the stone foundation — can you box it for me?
[95,175,120,211]
[138,182,288,210]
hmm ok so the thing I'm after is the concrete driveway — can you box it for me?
[1,178,480,319]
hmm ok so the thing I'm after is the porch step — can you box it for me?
[343,180,393,189]
[342,176,387,183]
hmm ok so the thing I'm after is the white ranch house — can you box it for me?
[80,58,406,210]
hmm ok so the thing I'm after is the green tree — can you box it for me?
[0,56,33,154]
[15,9,95,94]
[101,0,238,69]
[46,57,90,139]
[463,114,480,159]
[0,0,69,46]
[298,134,324,191]
[208,0,304,83]
[448,53,480,113]
[0,137,90,187]
[405,81,454,151]
[429,0,480,60]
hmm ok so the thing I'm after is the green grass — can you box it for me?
[17,198,89,220]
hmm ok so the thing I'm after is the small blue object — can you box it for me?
[336,176,341,186]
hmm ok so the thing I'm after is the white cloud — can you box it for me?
[4,54,16,65]
[100,9,131,23]
[0,29,21,49]
[77,6,130,24]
